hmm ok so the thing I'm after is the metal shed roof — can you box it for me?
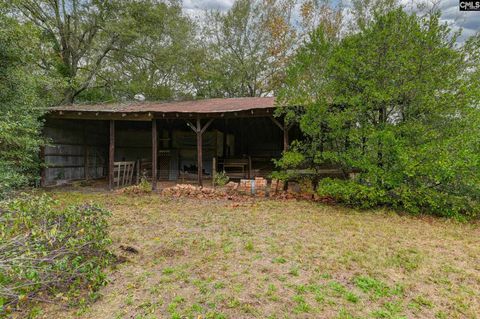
[49,97,276,114]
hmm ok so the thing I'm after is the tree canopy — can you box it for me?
[5,0,316,103]
[277,7,480,217]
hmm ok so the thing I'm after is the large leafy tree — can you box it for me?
[277,8,480,217]
[190,0,297,98]
[9,0,125,103]
[82,0,199,101]
[9,0,196,103]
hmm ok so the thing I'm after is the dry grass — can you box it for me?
[33,190,479,319]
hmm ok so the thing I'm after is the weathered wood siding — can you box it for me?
[43,119,108,185]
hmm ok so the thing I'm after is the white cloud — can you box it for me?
[181,0,479,41]
[182,0,234,11]
[435,0,480,42]
[182,0,234,19]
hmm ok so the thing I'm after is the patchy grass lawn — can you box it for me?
[36,190,479,319]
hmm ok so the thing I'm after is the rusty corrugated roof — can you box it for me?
[49,97,276,114]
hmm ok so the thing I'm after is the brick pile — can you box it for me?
[269,179,285,196]
[255,177,267,197]
[225,181,239,191]
[161,184,224,199]
[159,179,334,203]
[270,179,278,196]
[239,179,253,194]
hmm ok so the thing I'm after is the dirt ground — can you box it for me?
[35,190,479,319]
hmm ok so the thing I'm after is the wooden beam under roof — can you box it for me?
[47,108,277,121]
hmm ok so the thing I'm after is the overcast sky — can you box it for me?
[436,0,479,41]
[182,0,479,42]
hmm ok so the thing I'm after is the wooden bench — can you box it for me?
[216,157,251,179]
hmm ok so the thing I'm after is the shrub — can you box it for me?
[0,194,113,314]
[213,171,229,187]
[119,176,152,195]
[317,179,387,209]
[0,166,29,200]
[317,178,480,218]
[390,185,479,218]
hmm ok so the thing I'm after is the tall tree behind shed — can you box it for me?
[9,0,127,103]
[93,1,198,101]
[190,0,297,98]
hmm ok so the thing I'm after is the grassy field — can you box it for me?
[36,190,479,319]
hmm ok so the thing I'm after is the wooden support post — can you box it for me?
[152,119,158,191]
[240,118,245,154]
[109,120,115,190]
[196,118,203,187]
[136,159,140,184]
[186,118,214,188]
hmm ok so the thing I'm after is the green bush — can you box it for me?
[0,194,113,314]
[0,165,29,199]
[317,179,479,218]
[213,171,230,187]
[390,185,479,219]
[317,179,387,209]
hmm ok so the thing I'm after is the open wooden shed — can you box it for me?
[42,97,292,189]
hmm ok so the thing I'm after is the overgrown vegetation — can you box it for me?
[0,194,112,316]
[277,6,480,218]
[0,13,52,198]
[34,191,480,318]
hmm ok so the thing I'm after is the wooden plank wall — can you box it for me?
[43,119,108,185]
